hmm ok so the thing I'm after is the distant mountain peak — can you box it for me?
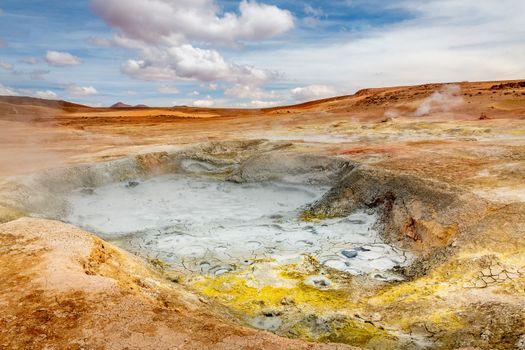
[110,102,131,108]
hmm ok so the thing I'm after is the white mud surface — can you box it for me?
[64,175,410,278]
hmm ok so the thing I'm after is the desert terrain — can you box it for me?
[1,80,525,349]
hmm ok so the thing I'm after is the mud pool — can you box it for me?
[64,175,410,279]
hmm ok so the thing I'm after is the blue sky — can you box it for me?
[0,0,524,107]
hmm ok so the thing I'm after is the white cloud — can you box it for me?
[302,5,323,27]
[15,69,50,81]
[303,16,321,27]
[90,34,146,49]
[226,84,338,103]
[66,84,98,96]
[121,59,177,81]
[121,44,273,84]
[91,0,291,90]
[244,100,282,108]
[87,36,112,47]
[90,0,294,45]
[225,84,280,99]
[192,99,214,107]
[0,84,59,99]
[157,86,179,94]
[0,83,18,96]
[0,61,13,71]
[291,85,338,101]
[21,57,38,65]
[45,51,83,66]
[304,5,323,17]
[34,90,58,99]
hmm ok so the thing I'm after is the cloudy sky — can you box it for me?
[0,0,524,107]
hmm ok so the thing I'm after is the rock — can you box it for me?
[281,296,295,305]
[304,275,332,289]
[341,250,358,259]
[210,265,233,276]
[213,282,233,292]
[126,181,140,188]
[373,274,390,281]
[262,309,282,317]
[355,246,371,252]
[481,329,492,341]
[516,334,525,350]
[248,315,282,331]
[80,188,95,195]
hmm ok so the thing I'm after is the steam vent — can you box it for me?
[1,1,525,349]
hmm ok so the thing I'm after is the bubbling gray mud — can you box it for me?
[65,175,410,278]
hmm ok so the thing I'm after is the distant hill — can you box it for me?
[0,95,87,109]
[0,95,90,122]
[110,102,132,108]
[110,102,149,108]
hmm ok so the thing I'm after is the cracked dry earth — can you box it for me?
[1,80,525,350]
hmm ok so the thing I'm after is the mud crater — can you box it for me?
[64,174,411,280]
[2,142,443,347]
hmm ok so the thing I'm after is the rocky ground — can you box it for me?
[0,80,524,349]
